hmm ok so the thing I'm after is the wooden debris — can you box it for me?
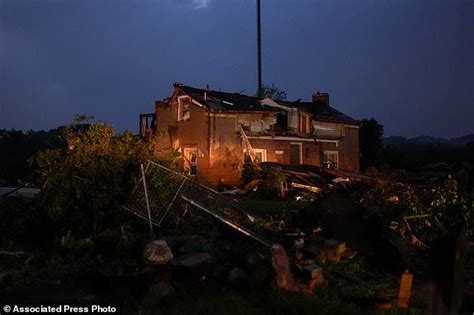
[397,269,413,308]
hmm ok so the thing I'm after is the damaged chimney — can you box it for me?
[312,92,329,106]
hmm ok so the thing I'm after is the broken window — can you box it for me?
[276,112,288,131]
[322,151,338,168]
[177,97,191,121]
[139,113,156,137]
[183,148,198,175]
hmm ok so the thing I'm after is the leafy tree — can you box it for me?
[359,118,384,170]
[257,83,287,101]
[34,117,161,238]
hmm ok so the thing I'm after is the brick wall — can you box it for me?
[153,88,360,188]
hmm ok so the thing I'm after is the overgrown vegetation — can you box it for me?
[355,175,473,245]
[32,116,166,239]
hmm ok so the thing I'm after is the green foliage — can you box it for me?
[241,163,261,185]
[360,118,384,170]
[429,177,473,236]
[356,176,474,242]
[34,118,158,238]
[259,167,285,198]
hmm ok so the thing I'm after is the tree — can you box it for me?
[34,117,160,238]
[257,83,287,101]
[359,118,384,170]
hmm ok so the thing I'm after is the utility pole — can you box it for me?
[257,0,262,98]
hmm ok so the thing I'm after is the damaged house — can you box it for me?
[140,83,359,187]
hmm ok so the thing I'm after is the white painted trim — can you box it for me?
[247,136,315,142]
[344,124,359,129]
[177,96,190,121]
[315,139,339,147]
[323,150,339,167]
[253,148,267,162]
[191,99,204,107]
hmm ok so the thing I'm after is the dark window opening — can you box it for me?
[276,112,288,131]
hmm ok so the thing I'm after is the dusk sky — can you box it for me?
[1,0,473,138]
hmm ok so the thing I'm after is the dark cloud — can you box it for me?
[0,0,473,137]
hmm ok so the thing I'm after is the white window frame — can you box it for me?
[323,150,339,167]
[177,96,191,121]
[253,148,267,162]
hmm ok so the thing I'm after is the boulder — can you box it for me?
[144,240,174,265]
[171,252,216,269]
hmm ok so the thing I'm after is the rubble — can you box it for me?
[144,240,174,265]
[271,244,317,294]
[171,252,216,269]
[302,237,352,263]
[302,264,324,284]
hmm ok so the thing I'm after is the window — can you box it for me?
[299,113,311,133]
[253,149,267,162]
[177,96,191,121]
[244,148,267,163]
[183,147,198,175]
[322,151,338,168]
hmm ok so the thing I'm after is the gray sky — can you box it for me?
[1,0,473,137]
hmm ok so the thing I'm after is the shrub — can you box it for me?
[34,117,163,239]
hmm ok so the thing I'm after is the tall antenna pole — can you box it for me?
[257,0,262,98]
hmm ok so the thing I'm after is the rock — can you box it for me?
[302,264,324,284]
[227,267,248,286]
[147,281,174,300]
[144,240,174,265]
[171,252,216,269]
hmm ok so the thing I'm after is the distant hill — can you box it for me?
[384,134,474,147]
